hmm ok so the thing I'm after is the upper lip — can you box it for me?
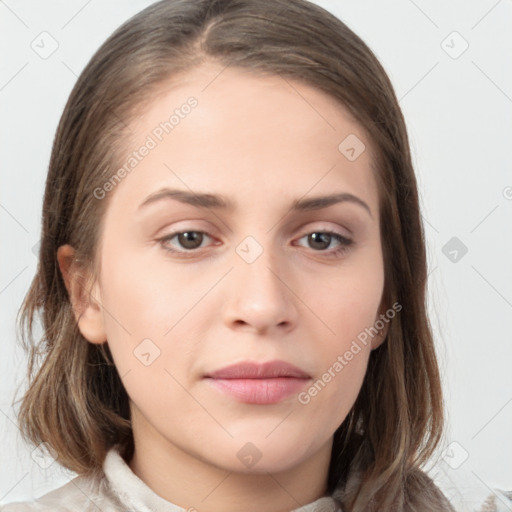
[205,360,311,379]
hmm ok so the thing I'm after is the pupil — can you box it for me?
[310,232,330,250]
[179,232,202,249]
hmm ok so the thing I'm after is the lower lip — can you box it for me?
[206,377,310,404]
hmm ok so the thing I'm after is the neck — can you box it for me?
[128,409,332,512]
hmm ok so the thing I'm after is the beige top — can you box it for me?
[0,447,344,512]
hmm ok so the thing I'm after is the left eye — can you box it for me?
[295,231,352,253]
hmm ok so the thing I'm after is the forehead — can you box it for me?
[110,61,378,213]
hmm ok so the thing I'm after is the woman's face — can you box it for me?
[77,62,386,474]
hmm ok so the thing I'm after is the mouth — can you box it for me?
[204,360,311,405]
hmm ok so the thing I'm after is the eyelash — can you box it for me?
[157,229,353,259]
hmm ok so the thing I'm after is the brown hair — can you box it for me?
[15,0,454,510]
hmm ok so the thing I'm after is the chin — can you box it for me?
[202,433,323,475]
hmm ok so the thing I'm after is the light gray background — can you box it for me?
[1,1,511,510]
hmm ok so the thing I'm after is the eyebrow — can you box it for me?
[138,188,372,217]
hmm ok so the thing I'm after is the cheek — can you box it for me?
[314,257,385,346]
[294,328,371,446]
[95,244,220,399]
[99,233,201,331]
[95,245,182,373]
[303,256,383,388]
[294,260,383,424]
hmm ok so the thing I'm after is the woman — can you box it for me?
[5,0,460,510]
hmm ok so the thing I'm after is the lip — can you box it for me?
[204,360,311,404]
[206,360,311,379]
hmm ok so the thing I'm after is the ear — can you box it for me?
[57,244,107,344]
[370,304,390,350]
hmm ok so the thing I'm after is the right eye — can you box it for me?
[158,230,215,255]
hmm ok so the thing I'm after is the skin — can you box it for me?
[58,61,388,512]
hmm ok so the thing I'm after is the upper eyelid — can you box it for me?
[159,226,351,238]
[157,218,353,236]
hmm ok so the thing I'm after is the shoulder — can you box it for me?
[0,473,124,512]
[429,462,512,512]
[471,489,512,512]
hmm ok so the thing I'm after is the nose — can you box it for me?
[222,244,299,335]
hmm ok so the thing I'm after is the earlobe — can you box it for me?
[371,324,388,350]
[57,244,107,345]
[371,305,390,350]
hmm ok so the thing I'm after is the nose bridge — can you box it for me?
[223,233,298,332]
[235,233,286,297]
